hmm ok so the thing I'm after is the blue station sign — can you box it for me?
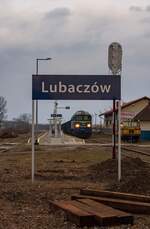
[32,75,121,100]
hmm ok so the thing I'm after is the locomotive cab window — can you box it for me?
[74,115,91,121]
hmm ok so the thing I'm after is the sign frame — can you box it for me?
[32,74,121,100]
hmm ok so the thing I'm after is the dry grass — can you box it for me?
[0,133,150,228]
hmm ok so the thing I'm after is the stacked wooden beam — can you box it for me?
[80,189,150,203]
[50,190,150,227]
[72,189,150,214]
[50,199,133,227]
[49,200,94,227]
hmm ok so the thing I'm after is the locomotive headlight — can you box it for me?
[87,123,91,128]
[75,123,80,128]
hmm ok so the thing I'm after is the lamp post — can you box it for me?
[35,57,52,145]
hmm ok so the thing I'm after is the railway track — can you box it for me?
[122,146,150,157]
[121,146,150,163]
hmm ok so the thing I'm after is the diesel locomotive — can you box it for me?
[61,111,92,138]
[121,120,141,142]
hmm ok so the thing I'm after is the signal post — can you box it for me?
[108,42,123,181]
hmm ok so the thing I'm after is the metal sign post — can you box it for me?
[118,99,121,181]
[32,100,35,182]
[112,99,116,159]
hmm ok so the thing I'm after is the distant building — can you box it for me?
[99,96,150,140]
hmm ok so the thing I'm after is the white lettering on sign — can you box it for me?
[41,81,111,94]
[68,85,75,93]
[59,82,67,93]
[100,84,111,93]
[42,81,48,93]
[84,85,90,93]
[76,85,82,93]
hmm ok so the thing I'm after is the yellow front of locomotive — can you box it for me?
[121,120,141,142]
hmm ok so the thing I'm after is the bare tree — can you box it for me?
[14,113,32,123]
[13,113,31,133]
[0,96,7,125]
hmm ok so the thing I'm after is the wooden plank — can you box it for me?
[72,194,150,214]
[80,189,150,203]
[50,199,133,227]
[77,199,133,225]
[71,199,133,226]
[49,200,94,227]
[71,200,119,226]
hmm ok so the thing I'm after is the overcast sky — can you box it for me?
[0,0,150,123]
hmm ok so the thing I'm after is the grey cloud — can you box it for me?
[1,3,150,121]
[42,7,72,31]
[130,5,150,13]
[129,6,143,12]
[143,31,150,38]
[140,17,150,24]
[146,5,150,11]
[44,7,72,19]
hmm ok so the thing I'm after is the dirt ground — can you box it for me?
[0,133,150,228]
